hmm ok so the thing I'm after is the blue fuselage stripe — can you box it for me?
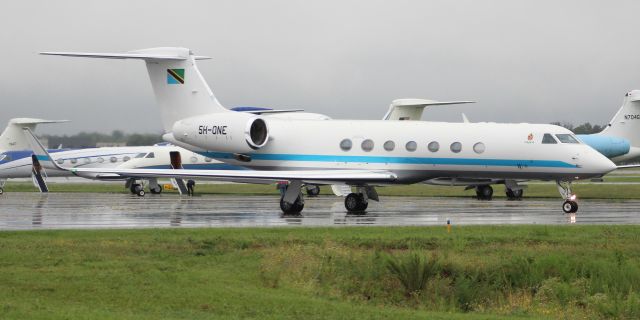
[199,152,577,168]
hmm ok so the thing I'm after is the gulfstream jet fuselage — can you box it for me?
[38,47,617,214]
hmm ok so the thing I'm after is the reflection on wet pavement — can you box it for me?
[0,193,638,230]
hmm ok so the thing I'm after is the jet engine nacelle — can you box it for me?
[171,112,270,153]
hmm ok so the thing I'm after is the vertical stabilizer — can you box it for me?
[600,90,640,147]
[0,118,69,152]
[40,47,229,132]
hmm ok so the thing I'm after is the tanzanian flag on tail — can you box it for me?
[167,68,185,84]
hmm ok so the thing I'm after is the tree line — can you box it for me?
[550,122,604,134]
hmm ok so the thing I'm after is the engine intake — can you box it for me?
[245,117,269,149]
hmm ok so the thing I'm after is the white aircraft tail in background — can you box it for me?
[0,118,69,152]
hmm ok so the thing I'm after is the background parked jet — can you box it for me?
[384,90,640,200]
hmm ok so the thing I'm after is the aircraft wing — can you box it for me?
[616,164,640,169]
[24,128,397,185]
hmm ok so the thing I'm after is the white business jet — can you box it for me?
[36,47,617,214]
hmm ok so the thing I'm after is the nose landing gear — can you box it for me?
[557,181,578,213]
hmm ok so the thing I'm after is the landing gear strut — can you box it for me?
[475,185,493,200]
[557,180,578,213]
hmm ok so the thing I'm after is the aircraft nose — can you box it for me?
[591,149,617,174]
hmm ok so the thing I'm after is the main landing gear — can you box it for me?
[278,183,379,215]
[279,180,305,215]
[475,185,493,200]
[345,193,368,213]
[505,188,524,200]
[557,180,578,213]
[129,182,145,197]
[126,178,165,197]
[344,186,379,214]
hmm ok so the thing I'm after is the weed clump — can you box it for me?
[386,253,436,297]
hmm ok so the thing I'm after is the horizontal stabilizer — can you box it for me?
[9,118,69,125]
[40,48,211,61]
[0,118,69,152]
[391,99,475,108]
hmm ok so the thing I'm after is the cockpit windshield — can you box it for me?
[555,134,580,144]
[135,153,146,158]
[0,154,6,161]
[145,152,155,158]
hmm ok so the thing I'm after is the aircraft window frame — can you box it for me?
[361,139,374,152]
[405,141,417,152]
[555,134,580,144]
[340,139,352,151]
[542,134,558,144]
[56,158,64,165]
[450,142,462,153]
[428,141,440,152]
[123,156,131,162]
[383,140,395,151]
[83,158,91,164]
[473,142,486,154]
[70,158,78,164]
[96,157,104,163]
[190,156,198,163]
[145,152,155,159]
[204,157,213,163]
[135,153,146,158]
[110,156,118,163]
[0,155,6,162]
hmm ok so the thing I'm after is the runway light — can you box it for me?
[447,219,451,233]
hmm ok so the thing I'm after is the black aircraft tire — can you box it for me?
[150,185,163,194]
[306,185,320,197]
[562,200,578,213]
[130,183,141,194]
[280,195,303,215]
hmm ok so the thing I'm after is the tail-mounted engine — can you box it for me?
[245,117,269,149]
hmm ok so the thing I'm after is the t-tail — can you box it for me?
[0,118,69,152]
[40,47,229,132]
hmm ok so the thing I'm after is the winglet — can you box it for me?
[23,128,69,172]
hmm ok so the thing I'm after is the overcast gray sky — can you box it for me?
[2,0,640,135]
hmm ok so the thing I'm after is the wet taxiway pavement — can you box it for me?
[0,192,639,230]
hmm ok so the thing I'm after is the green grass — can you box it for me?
[0,226,639,319]
[7,181,640,199]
